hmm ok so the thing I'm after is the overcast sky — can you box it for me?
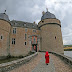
[0,0,72,45]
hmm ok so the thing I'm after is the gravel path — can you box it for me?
[50,54,72,72]
[32,53,55,72]
[10,52,72,72]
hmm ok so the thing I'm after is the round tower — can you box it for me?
[0,13,11,57]
[38,10,63,53]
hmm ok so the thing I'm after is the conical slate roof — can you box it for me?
[41,11,56,20]
[0,13,9,21]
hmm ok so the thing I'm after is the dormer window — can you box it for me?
[15,23,17,25]
[33,25,34,27]
[24,24,26,26]
[33,29,36,32]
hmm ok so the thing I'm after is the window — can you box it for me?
[15,23,17,25]
[33,37,36,43]
[1,36,3,39]
[33,29,36,32]
[25,42,26,45]
[25,28,27,32]
[25,34,27,40]
[13,28,16,34]
[42,20,44,23]
[55,36,56,39]
[24,24,26,26]
[33,25,34,27]
[12,38,15,44]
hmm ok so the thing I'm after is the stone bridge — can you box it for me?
[0,52,72,72]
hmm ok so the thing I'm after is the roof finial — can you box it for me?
[4,10,6,13]
[42,11,45,15]
[46,8,48,12]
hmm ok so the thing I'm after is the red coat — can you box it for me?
[45,51,49,63]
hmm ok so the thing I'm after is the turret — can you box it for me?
[38,10,63,53]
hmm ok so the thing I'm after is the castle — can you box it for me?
[0,10,63,57]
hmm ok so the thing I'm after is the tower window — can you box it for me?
[13,28,16,34]
[55,36,56,39]
[1,36,3,39]
[12,38,15,45]
[25,34,27,40]
[25,42,26,45]
[42,21,44,23]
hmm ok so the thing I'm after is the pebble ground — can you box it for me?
[10,52,42,72]
[32,53,55,72]
[10,52,72,72]
[50,54,72,72]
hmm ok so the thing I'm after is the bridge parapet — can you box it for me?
[50,52,72,67]
[0,52,38,72]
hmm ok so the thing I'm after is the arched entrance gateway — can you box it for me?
[29,35,40,52]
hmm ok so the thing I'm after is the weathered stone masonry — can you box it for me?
[0,10,64,58]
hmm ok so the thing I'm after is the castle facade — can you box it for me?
[0,10,63,57]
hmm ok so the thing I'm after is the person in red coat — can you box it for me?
[45,51,49,65]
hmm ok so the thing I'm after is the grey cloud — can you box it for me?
[0,0,72,45]
[0,0,45,23]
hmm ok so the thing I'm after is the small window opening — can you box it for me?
[1,36,3,39]
[42,21,44,23]
[12,38,15,45]
[55,36,56,39]
[25,42,26,45]
[25,34,27,40]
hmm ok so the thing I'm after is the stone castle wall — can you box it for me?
[10,27,40,56]
[0,19,40,57]
[0,20,11,56]
[0,18,63,57]
[38,19,64,53]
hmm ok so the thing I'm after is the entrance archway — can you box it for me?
[32,44,37,52]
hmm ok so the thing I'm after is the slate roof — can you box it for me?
[41,11,56,20]
[0,13,9,21]
[10,20,39,30]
